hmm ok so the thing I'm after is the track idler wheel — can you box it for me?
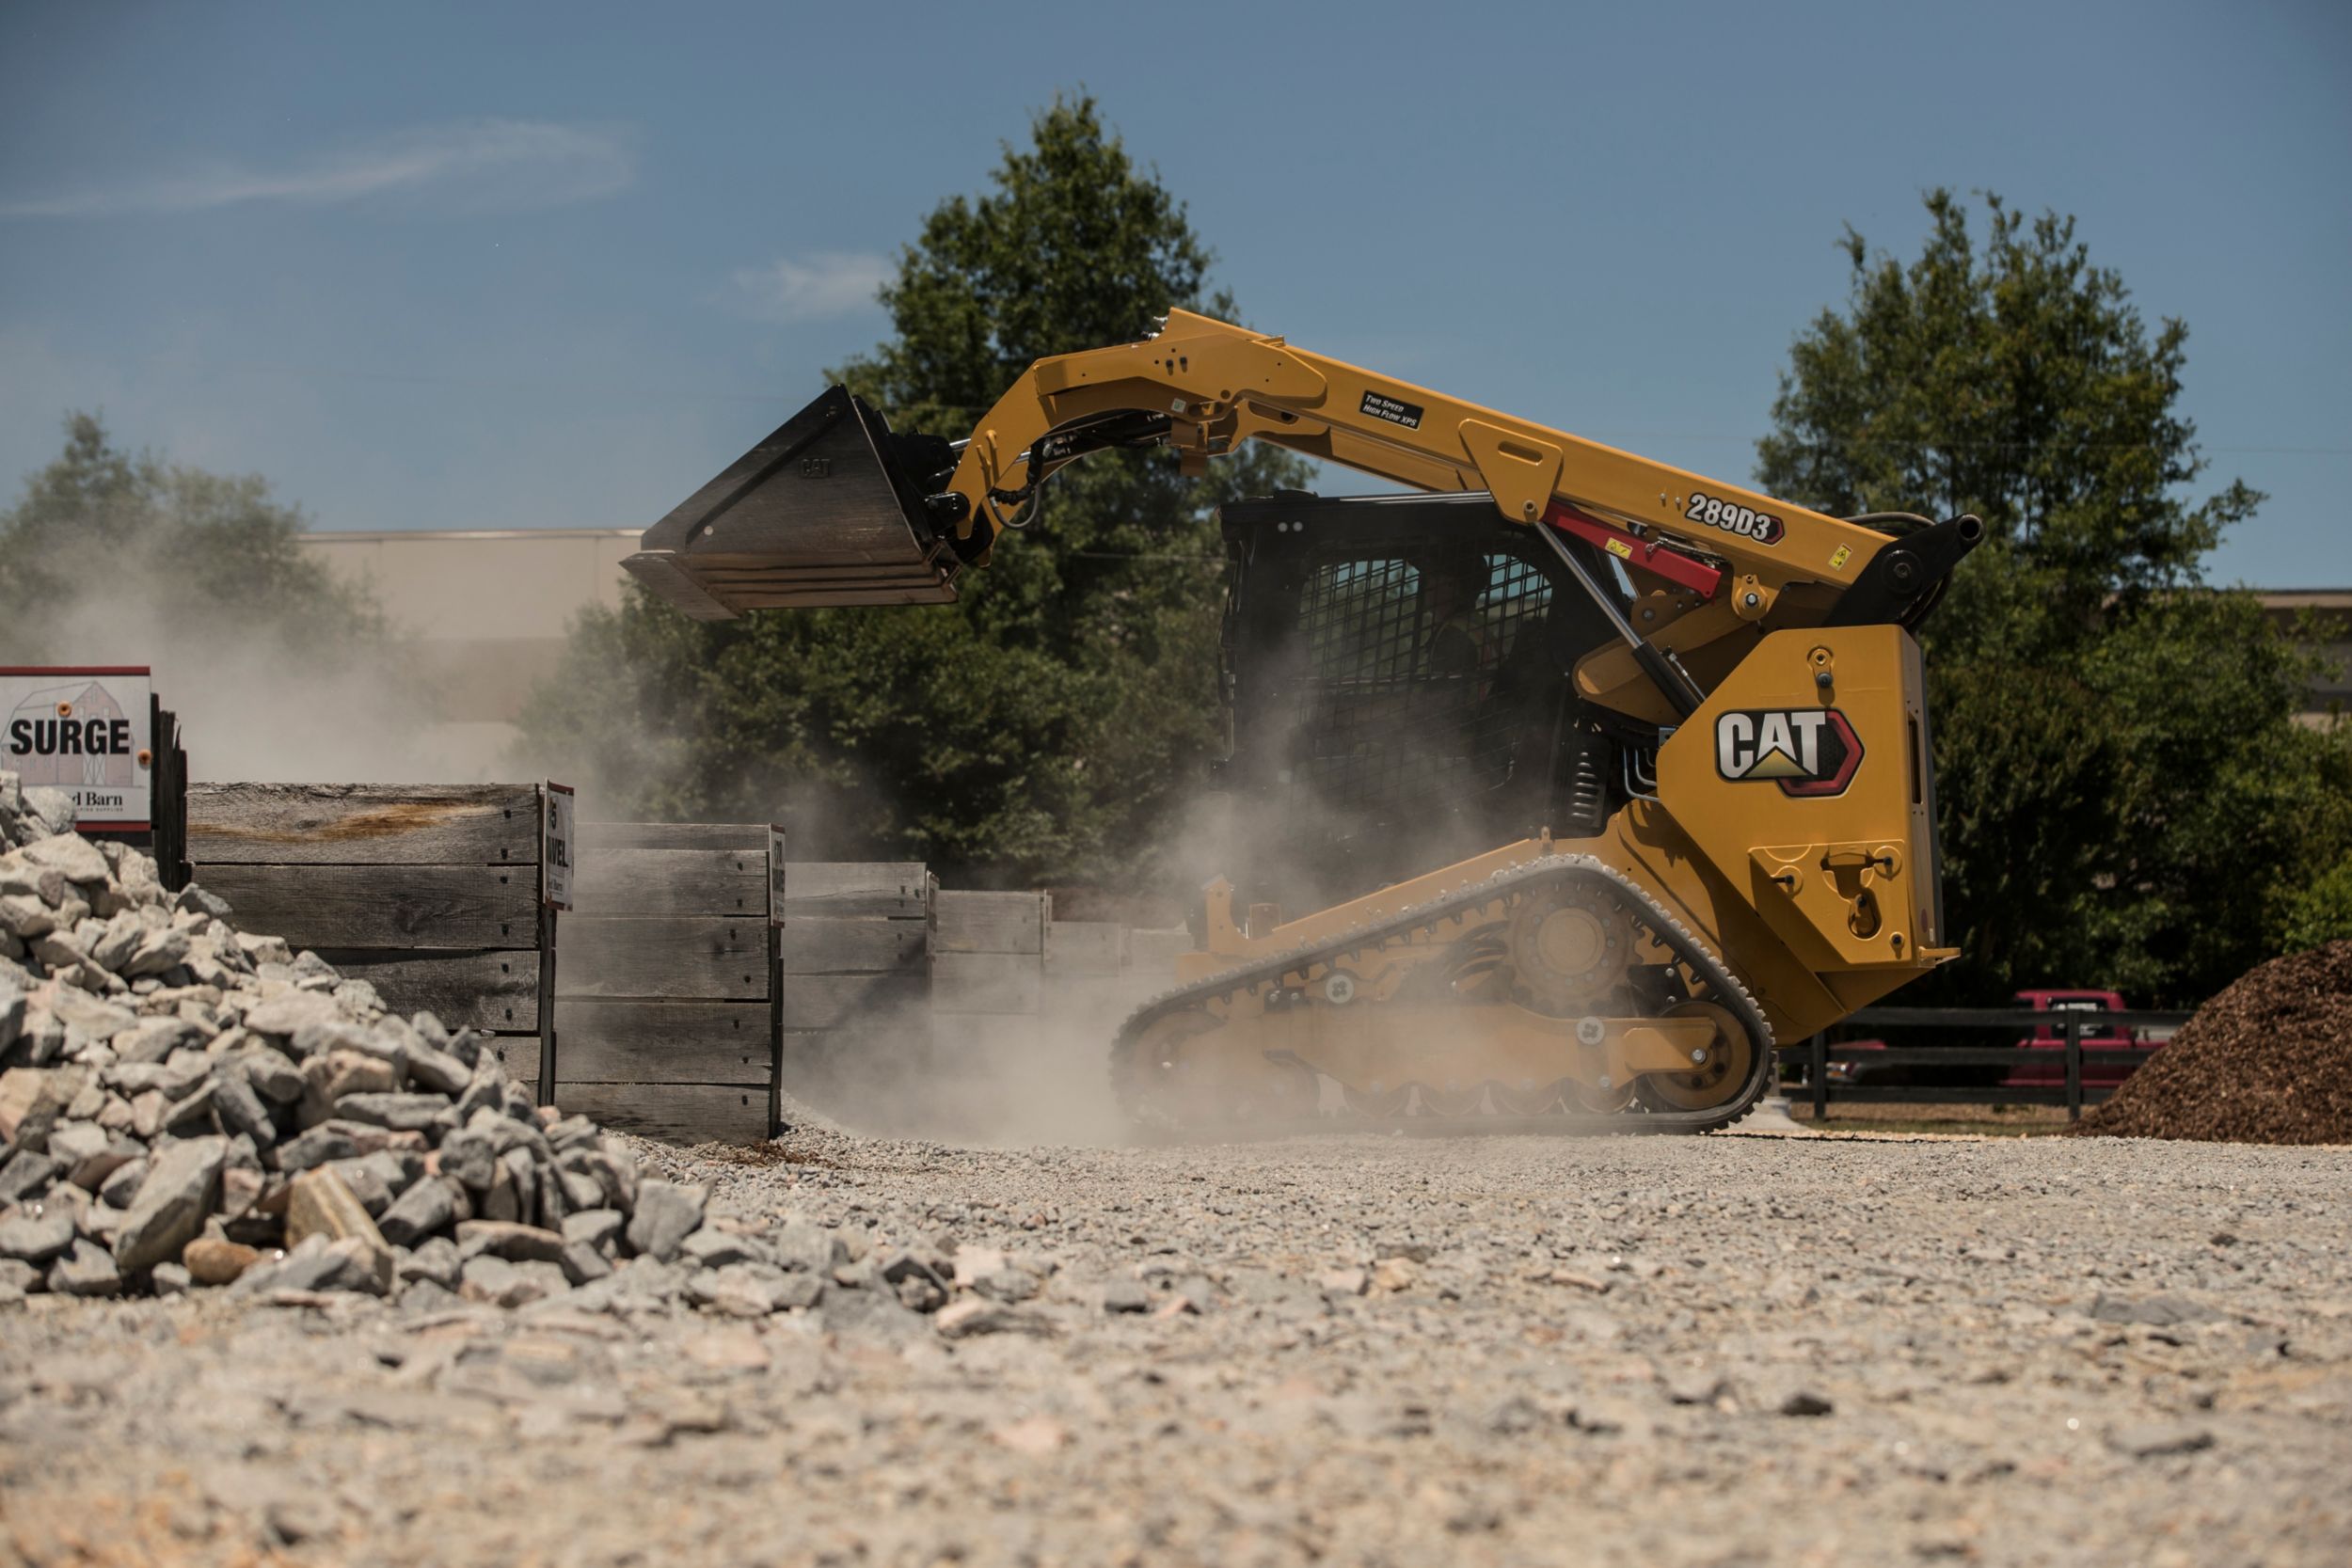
[1636,999,1752,1111]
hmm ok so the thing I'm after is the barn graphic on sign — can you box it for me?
[6,680,137,790]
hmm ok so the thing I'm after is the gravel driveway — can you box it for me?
[4,1122,2347,1568]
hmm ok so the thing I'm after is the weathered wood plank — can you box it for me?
[553,999,771,1085]
[933,891,1048,955]
[1045,921,1124,975]
[777,973,927,1031]
[931,952,1042,1015]
[781,862,930,919]
[1125,927,1195,974]
[314,949,540,1031]
[778,917,926,975]
[570,847,767,918]
[483,1033,544,1092]
[555,916,767,1000]
[198,863,537,950]
[552,1082,770,1146]
[189,784,539,865]
[580,822,767,853]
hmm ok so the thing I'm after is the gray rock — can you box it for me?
[240,990,345,1041]
[151,1260,192,1295]
[114,1134,226,1271]
[174,883,233,920]
[269,1234,385,1295]
[239,1046,305,1103]
[210,1069,277,1147]
[555,1165,606,1213]
[44,1118,109,1172]
[459,1253,566,1309]
[820,1282,924,1340]
[625,1180,707,1262]
[275,1124,360,1174]
[330,1092,448,1133]
[547,1115,599,1152]
[0,1065,88,1149]
[97,1156,145,1209]
[377,1175,459,1247]
[681,1227,766,1270]
[0,1208,75,1263]
[0,975,24,1055]
[2090,1293,2217,1328]
[19,832,109,885]
[935,1299,1049,1339]
[160,1080,216,1132]
[437,1127,497,1191]
[0,1148,59,1204]
[563,1208,625,1257]
[87,911,144,974]
[456,1219,568,1263]
[121,927,192,979]
[559,1242,612,1286]
[2106,1422,2216,1458]
[399,1235,464,1291]
[46,1238,121,1296]
[1102,1280,1152,1314]
[403,1044,469,1097]
[1777,1389,1836,1418]
[486,1148,533,1225]
[321,1158,392,1216]
[355,1148,420,1198]
[770,1216,845,1274]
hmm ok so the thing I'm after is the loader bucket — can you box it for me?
[623,386,963,618]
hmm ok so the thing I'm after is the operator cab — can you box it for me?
[1211,491,1649,916]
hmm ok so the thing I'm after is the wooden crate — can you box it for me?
[551,823,775,1146]
[189,783,548,1081]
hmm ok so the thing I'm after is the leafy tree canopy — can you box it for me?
[0,412,384,660]
[1759,191,2351,1004]
[521,97,1306,884]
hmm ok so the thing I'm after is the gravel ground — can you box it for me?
[4,1120,2348,1568]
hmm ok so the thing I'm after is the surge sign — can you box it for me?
[0,667,154,831]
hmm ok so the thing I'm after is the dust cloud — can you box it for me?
[0,557,466,784]
[776,981,1142,1148]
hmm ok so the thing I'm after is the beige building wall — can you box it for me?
[300,529,642,772]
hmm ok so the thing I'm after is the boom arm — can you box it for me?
[625,309,1979,719]
[940,309,1880,596]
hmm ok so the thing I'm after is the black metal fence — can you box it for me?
[1773,1007,2194,1121]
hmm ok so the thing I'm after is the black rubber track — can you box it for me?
[1109,854,1775,1136]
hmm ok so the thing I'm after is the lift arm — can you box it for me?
[624,309,1979,717]
[934,309,1886,596]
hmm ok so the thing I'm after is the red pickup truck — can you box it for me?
[1821,990,2165,1088]
[2000,989,2161,1088]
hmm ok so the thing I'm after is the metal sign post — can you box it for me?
[766,824,787,1138]
[537,783,576,1106]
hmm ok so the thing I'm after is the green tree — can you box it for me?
[0,412,385,658]
[522,97,1304,884]
[1758,191,2352,1004]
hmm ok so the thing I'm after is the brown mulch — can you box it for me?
[2073,940,2352,1145]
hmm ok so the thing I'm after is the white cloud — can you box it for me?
[0,119,635,219]
[728,252,892,323]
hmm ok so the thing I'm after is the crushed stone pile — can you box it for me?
[2074,940,2352,1145]
[0,771,1033,1329]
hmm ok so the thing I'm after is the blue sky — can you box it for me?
[1,0,2345,585]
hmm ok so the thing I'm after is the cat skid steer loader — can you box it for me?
[625,311,1980,1132]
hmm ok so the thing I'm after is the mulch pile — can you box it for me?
[2074,941,2352,1145]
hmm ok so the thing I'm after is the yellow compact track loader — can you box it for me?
[627,312,1981,1132]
